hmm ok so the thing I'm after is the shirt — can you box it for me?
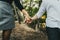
[0,0,24,11]
[36,0,60,28]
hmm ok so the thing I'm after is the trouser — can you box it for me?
[46,27,60,40]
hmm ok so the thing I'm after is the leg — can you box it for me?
[58,28,60,40]
[46,27,59,40]
[2,29,12,40]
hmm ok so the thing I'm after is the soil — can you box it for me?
[10,21,48,40]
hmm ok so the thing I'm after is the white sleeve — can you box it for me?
[36,0,47,18]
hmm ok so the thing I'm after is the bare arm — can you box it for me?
[21,9,30,17]
[31,15,38,20]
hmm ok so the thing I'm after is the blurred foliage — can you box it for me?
[22,0,46,18]
[13,0,47,29]
[21,0,47,29]
[22,0,41,17]
[21,0,47,20]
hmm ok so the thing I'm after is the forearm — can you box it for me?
[31,15,38,20]
[21,9,30,17]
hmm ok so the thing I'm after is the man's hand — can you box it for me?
[24,15,38,24]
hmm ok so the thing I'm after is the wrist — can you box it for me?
[31,15,38,21]
[31,17,35,21]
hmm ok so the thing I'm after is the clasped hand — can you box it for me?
[24,16,32,24]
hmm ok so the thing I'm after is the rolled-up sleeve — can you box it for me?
[36,0,47,18]
[14,0,24,11]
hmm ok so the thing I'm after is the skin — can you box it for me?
[25,14,38,24]
[2,9,30,40]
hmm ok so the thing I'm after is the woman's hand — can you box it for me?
[25,16,32,24]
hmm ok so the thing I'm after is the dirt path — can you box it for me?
[0,21,48,40]
[10,21,48,40]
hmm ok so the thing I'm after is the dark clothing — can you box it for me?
[0,0,24,30]
[46,27,60,40]
[0,0,13,4]
[0,0,24,10]
[14,0,24,11]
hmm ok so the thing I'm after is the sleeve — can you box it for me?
[36,0,47,18]
[14,0,24,11]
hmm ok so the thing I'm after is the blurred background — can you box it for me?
[0,0,48,40]
[13,0,47,30]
